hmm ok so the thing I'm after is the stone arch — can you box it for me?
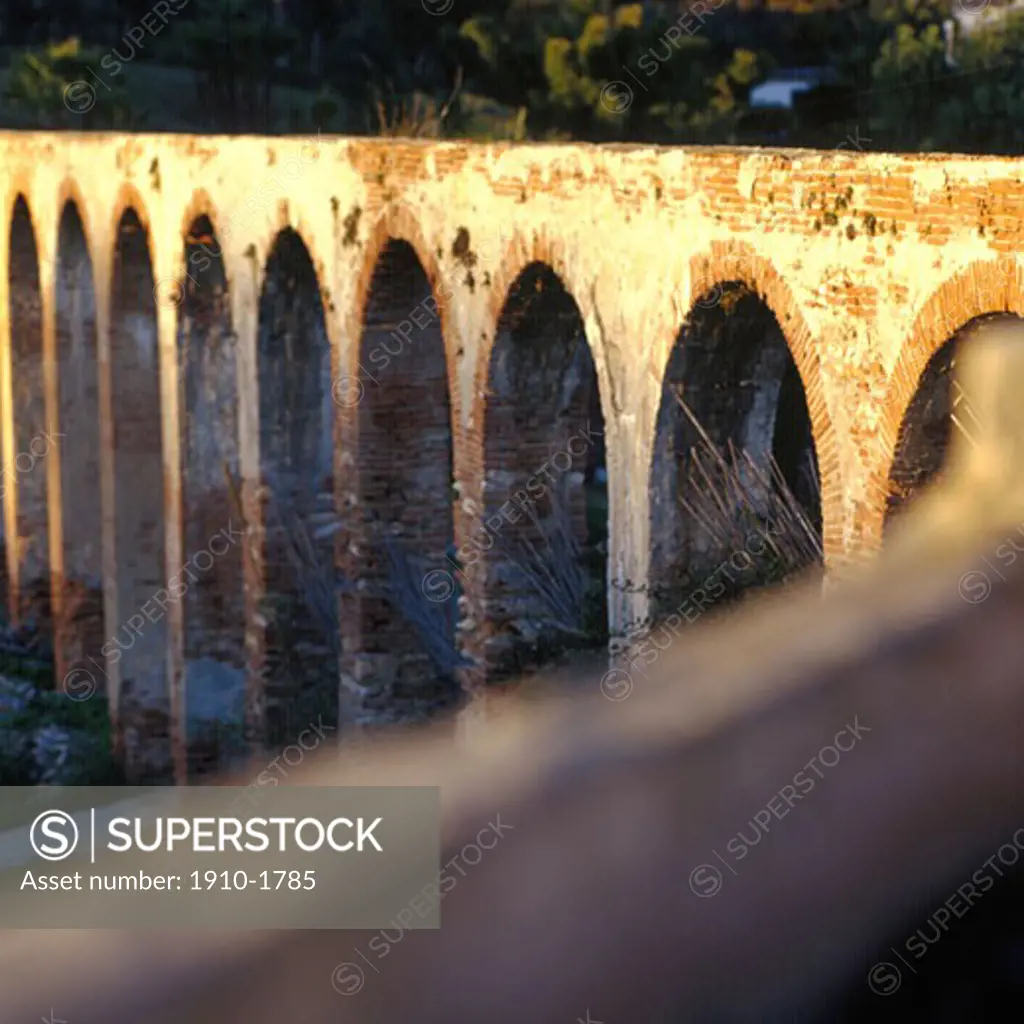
[466,258,609,682]
[256,227,337,748]
[175,212,246,777]
[477,234,614,419]
[108,184,154,268]
[6,193,52,652]
[340,235,459,724]
[247,210,326,313]
[882,257,1024,531]
[645,243,830,619]
[109,202,170,782]
[55,176,99,271]
[53,198,106,699]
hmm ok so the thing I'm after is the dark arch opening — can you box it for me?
[110,207,170,782]
[54,200,106,705]
[342,239,458,725]
[475,262,608,681]
[177,215,246,777]
[5,195,52,661]
[257,228,337,749]
[885,313,1024,533]
[648,282,821,626]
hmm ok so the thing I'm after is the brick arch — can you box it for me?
[339,208,462,721]
[676,240,841,566]
[463,245,610,685]
[882,256,1024,477]
[350,207,462,426]
[475,234,613,439]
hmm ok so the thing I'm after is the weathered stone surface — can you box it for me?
[1,132,1017,778]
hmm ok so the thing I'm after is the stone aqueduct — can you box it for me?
[0,129,1020,781]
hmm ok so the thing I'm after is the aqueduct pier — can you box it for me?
[0,130,1019,782]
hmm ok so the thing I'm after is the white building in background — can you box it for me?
[749,67,838,110]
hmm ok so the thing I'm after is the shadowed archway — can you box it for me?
[54,199,105,700]
[256,228,336,749]
[649,282,822,626]
[885,313,1024,533]
[470,262,608,681]
[7,195,51,653]
[341,238,458,725]
[177,214,246,776]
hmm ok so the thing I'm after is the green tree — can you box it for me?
[4,37,136,129]
[179,0,299,132]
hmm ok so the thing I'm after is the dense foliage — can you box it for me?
[1,0,1023,152]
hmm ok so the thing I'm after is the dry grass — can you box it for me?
[374,67,464,138]
[383,537,471,678]
[493,493,589,638]
[672,390,824,574]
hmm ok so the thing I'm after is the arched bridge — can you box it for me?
[1,130,1020,781]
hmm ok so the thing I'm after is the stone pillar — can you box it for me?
[155,264,187,784]
[231,246,268,757]
[604,412,650,645]
[0,210,17,621]
[107,208,170,783]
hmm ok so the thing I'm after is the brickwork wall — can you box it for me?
[2,133,1022,775]
[468,263,599,682]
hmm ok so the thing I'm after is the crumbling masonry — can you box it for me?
[1,132,1019,780]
